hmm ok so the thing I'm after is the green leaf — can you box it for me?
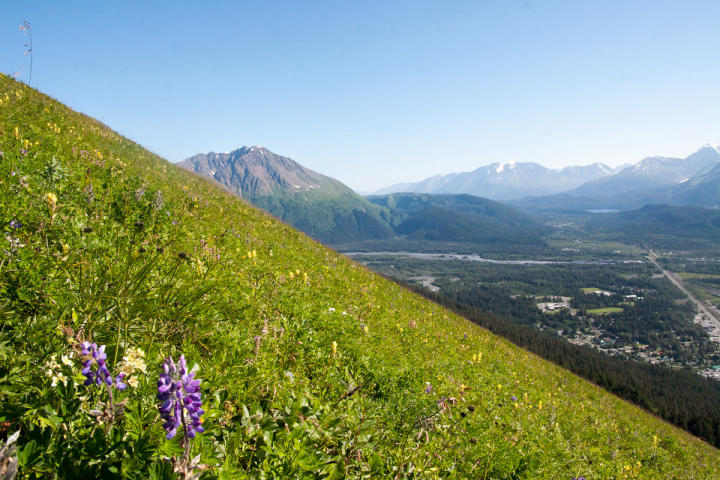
[369,452,384,473]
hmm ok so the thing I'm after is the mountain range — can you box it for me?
[376,143,720,209]
[570,144,720,198]
[180,147,546,247]
[375,161,616,200]
[514,144,720,214]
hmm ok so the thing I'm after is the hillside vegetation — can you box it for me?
[1,74,718,478]
[367,193,550,245]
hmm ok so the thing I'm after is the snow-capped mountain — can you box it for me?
[374,161,616,200]
[571,144,720,197]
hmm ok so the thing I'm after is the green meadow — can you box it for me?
[586,307,625,315]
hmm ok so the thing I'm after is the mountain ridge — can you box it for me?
[180,146,395,244]
[375,143,720,205]
[374,161,617,200]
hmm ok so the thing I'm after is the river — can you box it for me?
[342,251,645,265]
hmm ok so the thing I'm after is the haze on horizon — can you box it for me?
[2,1,719,191]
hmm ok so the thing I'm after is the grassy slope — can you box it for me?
[1,74,718,478]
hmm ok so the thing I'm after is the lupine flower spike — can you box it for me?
[157,355,204,439]
[80,342,126,390]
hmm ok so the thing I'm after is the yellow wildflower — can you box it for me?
[45,192,58,211]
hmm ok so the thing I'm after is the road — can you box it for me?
[647,252,720,331]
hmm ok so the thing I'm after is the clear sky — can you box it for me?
[2,1,720,192]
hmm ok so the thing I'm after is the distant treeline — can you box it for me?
[405,284,720,447]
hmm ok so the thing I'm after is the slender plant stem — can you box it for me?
[104,381,115,435]
[28,27,32,85]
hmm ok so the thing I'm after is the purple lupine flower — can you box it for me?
[157,355,204,439]
[80,342,125,390]
[9,219,22,229]
[424,382,433,394]
[19,149,28,156]
[510,395,517,401]
[115,372,127,390]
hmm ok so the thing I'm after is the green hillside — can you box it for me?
[1,74,718,478]
[594,205,720,240]
[368,193,550,244]
[251,189,395,245]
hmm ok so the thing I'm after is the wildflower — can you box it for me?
[44,192,57,212]
[134,186,146,201]
[425,382,433,394]
[331,341,338,356]
[19,149,27,157]
[80,342,125,390]
[117,347,146,388]
[157,355,204,439]
[45,356,68,387]
[61,353,74,366]
[8,220,22,229]
[510,395,517,401]
[115,372,127,390]
[120,347,147,374]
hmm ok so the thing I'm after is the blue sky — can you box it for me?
[2,1,720,191]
